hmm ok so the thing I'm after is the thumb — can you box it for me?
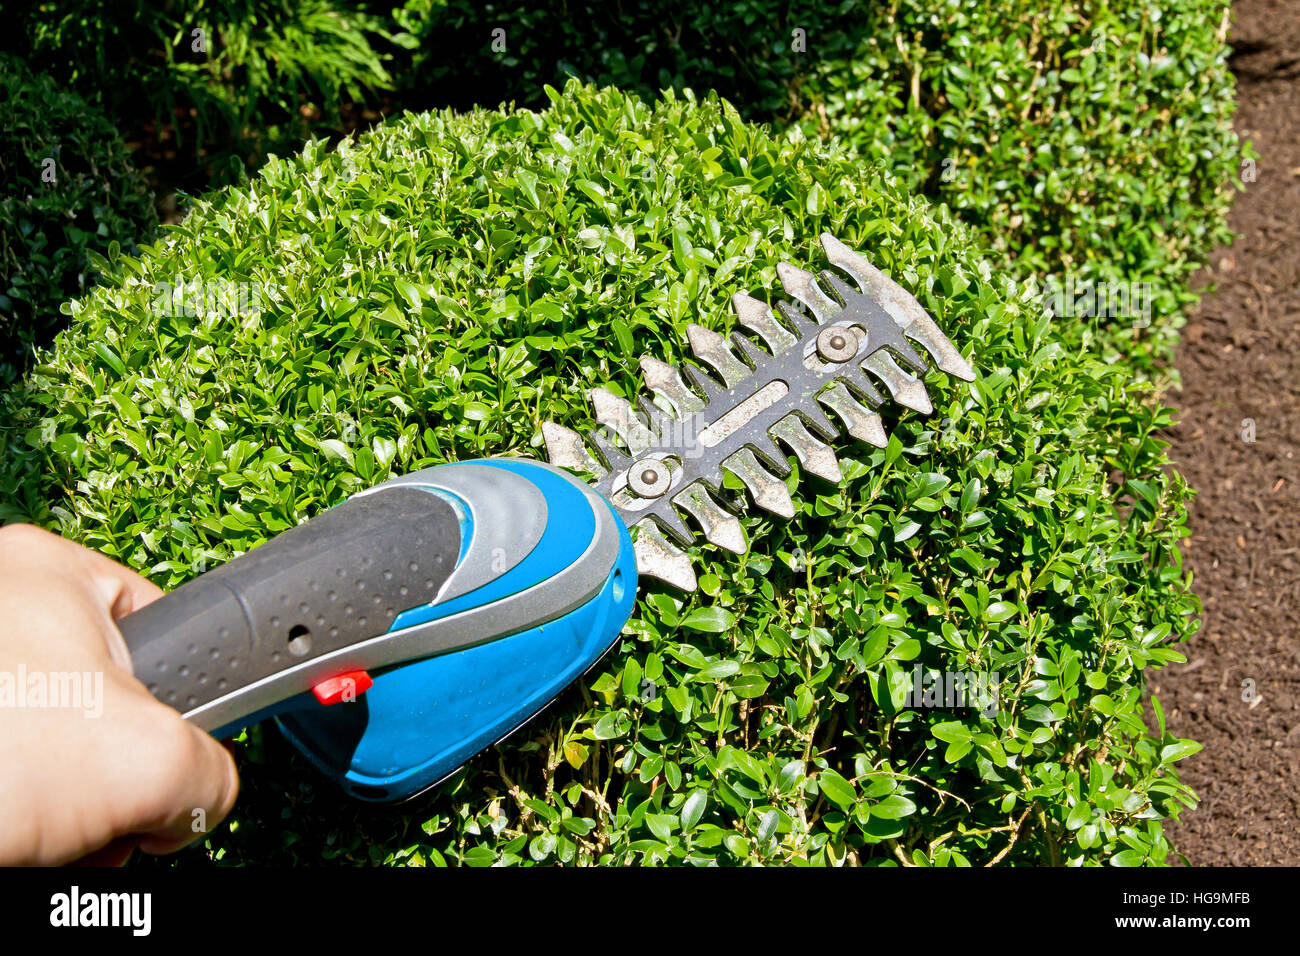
[121,718,241,857]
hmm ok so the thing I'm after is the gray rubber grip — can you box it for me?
[118,486,461,718]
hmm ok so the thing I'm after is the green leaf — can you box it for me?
[622,657,643,700]
[318,439,352,462]
[680,607,734,633]
[612,318,635,358]
[984,601,1016,623]
[805,182,827,215]
[694,660,740,681]
[515,169,540,206]
[870,795,917,820]
[394,279,423,311]
[730,672,770,699]
[591,714,622,740]
[376,300,409,330]
[1160,740,1203,764]
[1066,800,1093,831]
[93,343,125,376]
[932,721,972,745]
[681,791,708,831]
[893,518,922,543]
[818,770,856,810]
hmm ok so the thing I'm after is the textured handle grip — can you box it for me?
[118,485,461,725]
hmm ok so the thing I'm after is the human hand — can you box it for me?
[0,524,238,865]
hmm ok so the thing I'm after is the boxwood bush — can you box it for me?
[390,0,1242,369]
[796,0,1243,372]
[0,83,1200,865]
[0,53,157,378]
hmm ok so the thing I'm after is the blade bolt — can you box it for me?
[817,326,859,363]
[628,458,672,498]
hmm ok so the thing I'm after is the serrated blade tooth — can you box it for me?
[724,448,795,519]
[633,520,697,592]
[821,233,975,382]
[770,414,843,483]
[682,362,728,403]
[636,395,677,436]
[799,402,838,440]
[843,370,885,407]
[819,382,888,448]
[776,300,820,336]
[729,331,773,366]
[639,355,705,417]
[863,352,933,415]
[732,292,797,352]
[686,323,749,387]
[747,430,791,477]
[590,387,654,455]
[655,505,696,547]
[776,262,838,321]
[590,430,634,473]
[673,483,747,554]
[542,421,608,478]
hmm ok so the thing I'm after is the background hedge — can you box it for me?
[393,0,1243,369]
[0,83,1201,865]
[4,0,396,183]
[0,53,157,379]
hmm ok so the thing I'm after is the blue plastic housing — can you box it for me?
[273,459,637,802]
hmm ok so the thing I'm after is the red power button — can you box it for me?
[311,670,373,705]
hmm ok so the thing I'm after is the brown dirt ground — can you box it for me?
[1152,0,1300,865]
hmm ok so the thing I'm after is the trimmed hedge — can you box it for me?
[1,83,1199,865]
[0,54,156,377]
[391,0,1243,368]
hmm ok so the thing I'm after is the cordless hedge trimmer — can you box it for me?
[118,234,975,802]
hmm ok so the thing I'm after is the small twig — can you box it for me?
[985,805,1035,866]
[888,838,915,866]
[858,768,972,812]
[497,756,533,824]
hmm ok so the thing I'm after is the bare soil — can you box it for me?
[1153,0,1300,866]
